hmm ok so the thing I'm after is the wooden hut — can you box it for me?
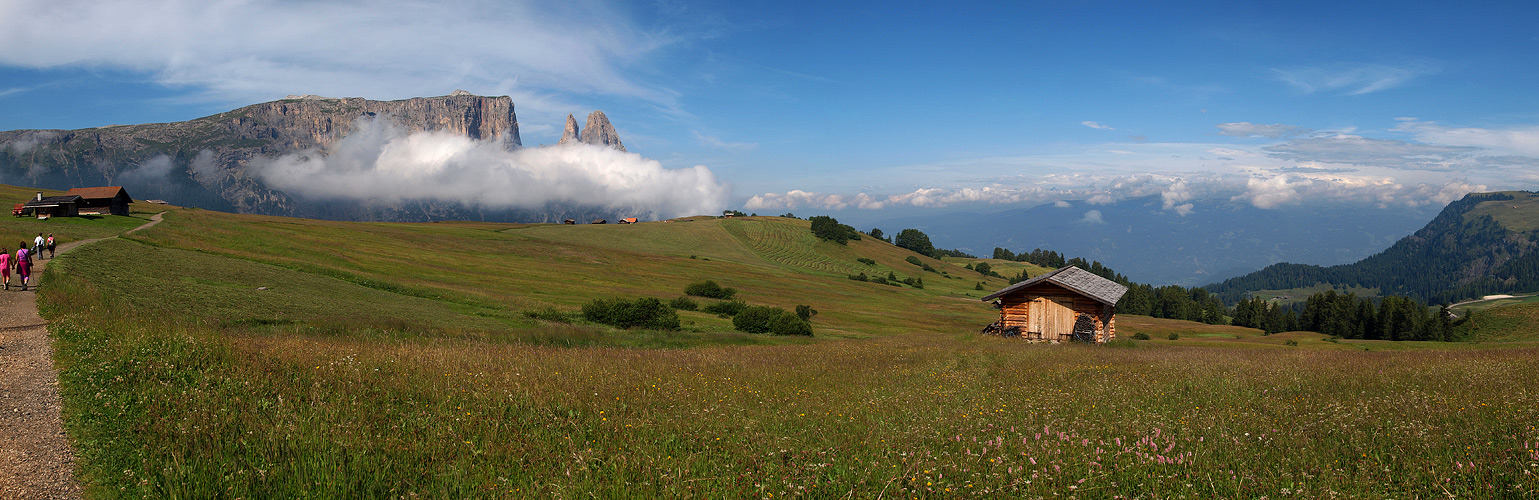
[66,186,134,215]
[21,193,82,218]
[980,266,1127,343]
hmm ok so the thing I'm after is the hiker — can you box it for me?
[16,242,30,291]
[0,246,10,290]
[46,234,54,258]
[32,233,43,259]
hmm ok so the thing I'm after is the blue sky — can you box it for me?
[2,0,1537,221]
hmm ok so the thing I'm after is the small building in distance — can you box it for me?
[21,193,83,218]
[980,266,1127,343]
[591,219,608,224]
[619,217,638,224]
[66,186,134,215]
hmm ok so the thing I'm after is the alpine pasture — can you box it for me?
[22,201,1539,498]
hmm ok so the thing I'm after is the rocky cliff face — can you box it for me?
[557,114,581,146]
[579,111,626,152]
[0,92,522,217]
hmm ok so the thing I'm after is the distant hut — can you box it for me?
[563,219,576,225]
[619,217,638,224]
[980,266,1127,343]
[21,192,82,218]
[66,186,134,215]
[591,219,608,224]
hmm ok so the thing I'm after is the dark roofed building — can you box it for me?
[66,186,133,215]
[22,194,83,218]
[981,266,1128,343]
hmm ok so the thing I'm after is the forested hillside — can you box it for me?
[1206,191,1539,305]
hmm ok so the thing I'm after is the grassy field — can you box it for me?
[33,203,1539,498]
[1466,190,1539,233]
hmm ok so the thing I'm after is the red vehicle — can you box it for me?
[11,204,23,217]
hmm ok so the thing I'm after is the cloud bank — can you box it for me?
[252,118,727,219]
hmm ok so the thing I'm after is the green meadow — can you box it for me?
[33,203,1539,498]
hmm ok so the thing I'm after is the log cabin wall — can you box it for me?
[997,282,1114,342]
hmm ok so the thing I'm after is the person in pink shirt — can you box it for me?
[16,242,31,291]
[0,248,10,290]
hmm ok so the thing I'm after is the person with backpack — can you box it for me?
[46,234,55,258]
[32,233,44,259]
[16,242,31,291]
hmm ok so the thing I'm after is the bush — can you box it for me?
[1167,333,1180,340]
[684,280,737,299]
[581,297,680,330]
[856,257,875,266]
[905,256,923,266]
[733,306,813,336]
[523,307,575,323]
[809,215,861,244]
[974,262,992,275]
[1284,339,1299,346]
[848,272,869,282]
[701,299,748,316]
[795,305,817,321]
[1131,332,1150,340]
[668,296,698,311]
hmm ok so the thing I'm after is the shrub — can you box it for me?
[974,262,992,275]
[684,280,737,299]
[809,215,861,244]
[581,297,680,330]
[523,307,575,323]
[795,305,817,321]
[848,273,869,282]
[856,257,875,266]
[905,256,923,266]
[974,282,983,290]
[1167,333,1180,340]
[733,306,813,336]
[1131,332,1150,340]
[701,299,748,316]
[669,296,698,311]
[1284,339,1299,346]
[901,276,924,289]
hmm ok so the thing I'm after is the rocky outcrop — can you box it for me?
[557,114,580,146]
[579,111,625,152]
[0,92,523,215]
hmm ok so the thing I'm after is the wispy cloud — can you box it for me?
[1263,134,1478,170]
[1272,63,1435,95]
[1081,121,1115,130]
[1393,121,1539,157]
[1215,122,1309,138]
[0,0,683,116]
[692,131,757,151]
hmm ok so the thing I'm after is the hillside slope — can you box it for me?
[1206,191,1539,304]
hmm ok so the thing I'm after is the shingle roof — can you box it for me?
[22,195,83,208]
[65,186,133,202]
[980,265,1129,305]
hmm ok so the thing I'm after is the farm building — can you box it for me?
[619,217,638,224]
[980,266,1127,343]
[20,193,83,218]
[66,186,134,215]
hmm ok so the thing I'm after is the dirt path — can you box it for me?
[0,212,164,499]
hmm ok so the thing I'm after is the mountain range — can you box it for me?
[868,197,1442,287]
[0,91,628,223]
[1205,191,1539,304]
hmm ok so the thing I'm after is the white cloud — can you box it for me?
[119,155,176,184]
[1081,121,1115,130]
[1215,122,1308,138]
[1263,134,1477,170]
[252,117,727,219]
[2,130,55,153]
[1272,63,1434,95]
[1161,179,1194,216]
[1053,200,1072,208]
[1393,121,1539,157]
[0,0,679,114]
[1079,210,1105,224]
[744,190,874,211]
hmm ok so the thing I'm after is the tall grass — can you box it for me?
[38,206,1539,498]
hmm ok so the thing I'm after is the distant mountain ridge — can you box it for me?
[0,92,632,223]
[866,195,1439,287]
[1204,191,1539,304]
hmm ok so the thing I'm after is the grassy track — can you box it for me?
[35,203,1539,498]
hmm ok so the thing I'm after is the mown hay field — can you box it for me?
[38,207,1539,499]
